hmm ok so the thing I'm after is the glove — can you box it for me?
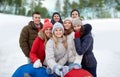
[74,31,81,38]
[53,65,63,76]
[62,66,69,76]
[69,63,82,70]
[33,59,42,68]
[46,67,53,75]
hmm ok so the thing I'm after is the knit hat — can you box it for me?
[52,22,64,33]
[42,18,53,32]
[64,17,72,23]
[72,18,82,26]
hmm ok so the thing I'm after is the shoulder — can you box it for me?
[38,30,45,40]
[67,31,74,39]
[47,38,54,43]
[82,32,93,41]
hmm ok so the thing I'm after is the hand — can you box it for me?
[62,66,69,76]
[46,67,53,75]
[53,65,62,76]
[74,31,81,38]
[69,63,82,70]
[33,59,42,68]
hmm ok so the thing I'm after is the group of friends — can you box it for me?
[12,9,97,77]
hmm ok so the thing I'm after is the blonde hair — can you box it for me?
[52,34,67,49]
[38,30,51,49]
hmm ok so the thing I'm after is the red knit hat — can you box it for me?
[64,69,93,77]
[42,18,53,32]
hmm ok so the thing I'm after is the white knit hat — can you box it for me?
[52,22,64,33]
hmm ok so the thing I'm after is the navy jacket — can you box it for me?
[74,28,97,67]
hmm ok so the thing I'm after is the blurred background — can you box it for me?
[0,0,120,77]
[0,0,120,19]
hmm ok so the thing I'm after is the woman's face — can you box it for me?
[71,11,79,19]
[73,25,81,32]
[44,28,52,38]
[54,28,63,38]
[63,20,72,30]
[53,14,60,22]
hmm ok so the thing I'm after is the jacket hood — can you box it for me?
[83,24,92,36]
[38,30,45,40]
[28,21,43,29]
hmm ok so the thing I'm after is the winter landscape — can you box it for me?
[0,13,120,77]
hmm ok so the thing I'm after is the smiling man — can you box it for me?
[19,11,43,63]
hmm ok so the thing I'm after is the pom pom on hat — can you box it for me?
[44,18,49,23]
[42,18,53,32]
[52,22,64,33]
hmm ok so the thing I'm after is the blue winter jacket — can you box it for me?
[74,25,97,67]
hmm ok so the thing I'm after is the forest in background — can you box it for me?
[0,0,120,19]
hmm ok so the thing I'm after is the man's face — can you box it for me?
[32,14,41,25]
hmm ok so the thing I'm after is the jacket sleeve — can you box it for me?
[74,35,93,55]
[45,39,57,70]
[19,26,30,57]
[30,37,39,63]
[57,53,67,65]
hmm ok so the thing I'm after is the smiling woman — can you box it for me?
[0,13,120,77]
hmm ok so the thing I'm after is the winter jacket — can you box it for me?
[67,32,82,64]
[19,21,43,57]
[74,28,97,67]
[45,38,68,70]
[29,35,45,64]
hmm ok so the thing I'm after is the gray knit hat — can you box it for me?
[52,22,64,33]
[72,18,82,26]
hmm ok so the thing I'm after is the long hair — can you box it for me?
[64,21,74,36]
[38,30,51,49]
[52,34,67,50]
[80,25,84,36]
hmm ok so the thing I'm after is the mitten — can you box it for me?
[53,65,62,76]
[33,59,42,68]
[74,31,81,38]
[69,63,82,70]
[62,66,69,76]
[46,67,53,75]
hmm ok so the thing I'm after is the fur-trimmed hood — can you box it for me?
[38,30,45,40]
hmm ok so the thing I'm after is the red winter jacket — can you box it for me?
[30,36,45,64]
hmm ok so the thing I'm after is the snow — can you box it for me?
[0,13,120,77]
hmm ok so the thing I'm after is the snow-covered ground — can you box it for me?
[0,13,120,77]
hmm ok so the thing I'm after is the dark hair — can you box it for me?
[70,9,80,17]
[51,12,63,25]
[32,11,41,17]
